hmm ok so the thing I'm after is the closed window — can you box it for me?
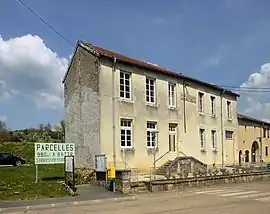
[227,101,232,119]
[211,130,217,150]
[120,71,131,99]
[268,128,270,138]
[210,96,215,116]
[147,122,157,148]
[199,128,205,149]
[168,83,176,107]
[225,130,233,140]
[120,119,132,148]
[266,146,269,156]
[146,78,156,104]
[198,92,204,112]
[263,128,266,138]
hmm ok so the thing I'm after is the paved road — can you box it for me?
[3,182,270,213]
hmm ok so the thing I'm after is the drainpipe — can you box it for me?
[220,90,225,168]
[112,57,117,168]
[259,123,264,162]
[183,82,187,133]
[183,82,190,133]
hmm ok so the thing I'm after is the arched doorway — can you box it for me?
[251,141,259,163]
[239,150,242,164]
[245,150,249,162]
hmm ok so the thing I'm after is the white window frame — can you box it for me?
[227,101,232,119]
[169,124,177,152]
[198,92,204,113]
[168,83,176,107]
[120,119,132,148]
[146,77,156,104]
[147,122,157,148]
[211,130,217,150]
[210,96,216,116]
[119,71,131,100]
[199,128,205,149]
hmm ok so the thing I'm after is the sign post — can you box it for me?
[34,143,75,183]
[64,155,75,191]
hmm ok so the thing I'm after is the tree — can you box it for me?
[60,120,65,142]
[0,120,7,132]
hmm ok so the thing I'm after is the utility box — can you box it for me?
[107,167,116,179]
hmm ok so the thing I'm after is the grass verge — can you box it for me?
[0,164,69,201]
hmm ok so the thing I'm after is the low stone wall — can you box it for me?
[115,170,131,194]
[148,172,270,193]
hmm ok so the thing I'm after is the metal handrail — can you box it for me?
[154,151,170,164]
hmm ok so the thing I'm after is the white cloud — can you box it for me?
[240,63,270,121]
[0,34,68,109]
[0,116,7,121]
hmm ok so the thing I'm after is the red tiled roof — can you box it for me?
[63,41,239,97]
[83,42,179,76]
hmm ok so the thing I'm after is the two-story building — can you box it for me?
[237,113,270,164]
[62,41,239,172]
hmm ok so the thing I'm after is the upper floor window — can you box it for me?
[120,71,131,99]
[198,92,204,113]
[263,128,267,138]
[146,78,156,104]
[268,128,270,138]
[227,101,232,119]
[211,130,217,150]
[168,83,176,107]
[120,119,132,148]
[147,122,157,148]
[266,145,269,156]
[210,96,215,116]
[225,130,233,140]
[199,128,205,149]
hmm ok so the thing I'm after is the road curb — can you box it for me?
[0,196,137,213]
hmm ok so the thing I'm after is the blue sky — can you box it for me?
[1,0,270,129]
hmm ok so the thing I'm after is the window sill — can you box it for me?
[146,102,159,108]
[212,148,218,152]
[167,105,177,111]
[198,112,206,116]
[147,147,159,152]
[200,148,206,152]
[120,147,135,151]
[210,114,216,118]
[227,118,233,121]
[118,98,134,104]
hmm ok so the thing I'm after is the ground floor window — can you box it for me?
[147,122,157,148]
[120,119,132,148]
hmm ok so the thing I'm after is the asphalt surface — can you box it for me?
[2,182,270,213]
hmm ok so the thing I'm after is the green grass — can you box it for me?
[0,165,69,200]
[0,142,70,201]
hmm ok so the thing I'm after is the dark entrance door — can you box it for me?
[251,141,259,163]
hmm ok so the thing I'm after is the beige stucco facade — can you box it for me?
[99,58,239,172]
[63,42,239,171]
[238,116,270,164]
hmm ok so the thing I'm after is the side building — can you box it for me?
[237,113,270,164]
[62,41,239,171]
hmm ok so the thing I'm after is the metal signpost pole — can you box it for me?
[35,164,38,184]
